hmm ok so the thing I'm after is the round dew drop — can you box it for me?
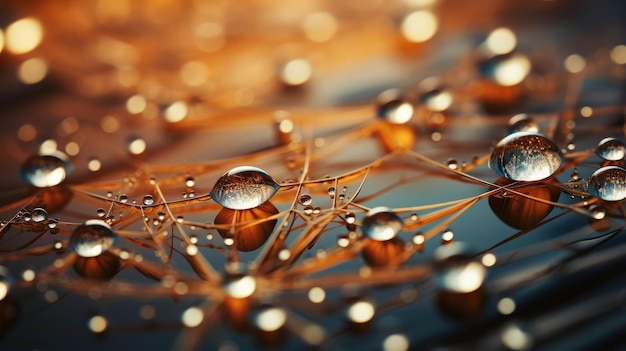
[20,152,72,188]
[210,166,279,210]
[587,166,626,201]
[362,207,403,241]
[69,219,118,257]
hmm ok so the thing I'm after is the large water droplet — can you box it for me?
[433,243,486,293]
[376,89,414,124]
[69,219,117,257]
[210,166,279,210]
[489,132,564,181]
[587,166,626,201]
[20,152,71,188]
[362,207,403,241]
[596,137,625,161]
[31,207,48,222]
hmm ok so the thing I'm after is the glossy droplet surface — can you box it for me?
[69,219,117,257]
[20,152,71,188]
[143,195,155,206]
[587,166,626,201]
[596,137,625,161]
[362,206,403,241]
[507,114,538,134]
[31,207,48,222]
[210,166,279,210]
[489,132,563,181]
[376,89,414,124]
[434,243,486,293]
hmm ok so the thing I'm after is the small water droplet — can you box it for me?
[69,219,117,257]
[587,166,626,201]
[47,218,57,228]
[157,211,165,221]
[596,137,625,161]
[434,243,486,293]
[446,159,459,170]
[588,204,606,220]
[210,166,280,210]
[478,53,531,86]
[96,208,106,217]
[362,207,403,241]
[106,191,113,198]
[119,194,128,203]
[419,77,453,112]
[143,195,155,206]
[22,212,32,222]
[20,152,72,188]
[345,212,356,224]
[31,207,47,222]
[376,89,414,124]
[328,187,336,198]
[299,194,312,206]
[507,114,539,134]
[185,176,196,187]
[299,205,312,216]
[489,132,564,181]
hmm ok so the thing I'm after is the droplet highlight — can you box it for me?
[489,132,563,181]
[587,166,626,201]
[596,137,625,161]
[20,152,72,188]
[210,166,280,210]
[69,219,118,257]
[362,207,403,241]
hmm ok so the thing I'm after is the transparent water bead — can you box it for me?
[31,207,48,222]
[596,137,625,161]
[433,243,486,293]
[376,89,414,124]
[507,114,539,134]
[0,266,13,301]
[587,166,626,201]
[489,132,564,181]
[210,166,279,210]
[69,219,118,257]
[20,152,72,187]
[362,206,403,241]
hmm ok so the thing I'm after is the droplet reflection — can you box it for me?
[210,166,280,210]
[489,132,563,181]
[69,219,118,257]
[587,166,626,201]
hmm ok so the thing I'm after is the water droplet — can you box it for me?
[501,322,533,350]
[119,194,128,203]
[20,152,71,188]
[299,194,312,206]
[210,166,279,210]
[362,207,403,241]
[376,89,414,124]
[96,208,106,217]
[479,53,531,86]
[433,242,486,293]
[507,114,539,134]
[489,132,564,181]
[22,212,32,222]
[143,195,155,206]
[345,212,356,224]
[588,204,606,220]
[254,307,287,332]
[304,206,314,215]
[446,159,459,170]
[106,191,113,198]
[47,218,57,228]
[224,275,256,299]
[587,166,626,201]
[185,176,195,187]
[31,207,47,222]
[418,77,453,112]
[327,187,336,198]
[596,137,625,161]
[0,266,14,301]
[69,219,117,257]
[157,211,165,221]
